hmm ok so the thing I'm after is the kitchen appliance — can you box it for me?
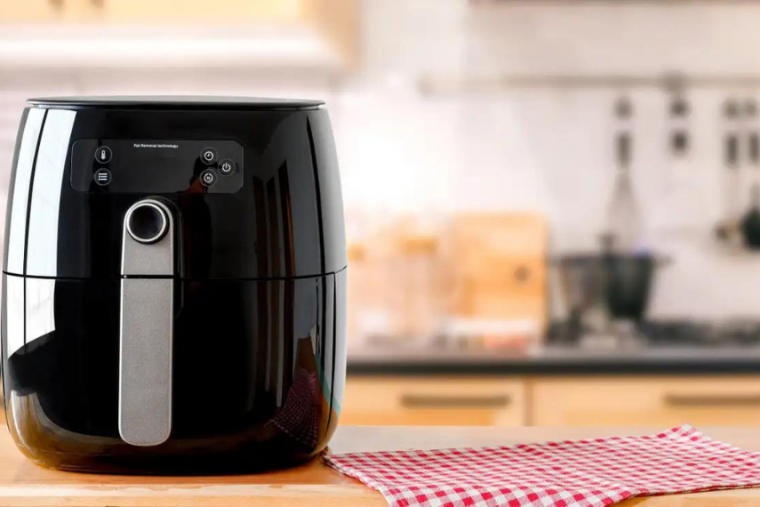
[605,253,657,321]
[555,252,667,343]
[1,96,347,473]
[555,254,608,342]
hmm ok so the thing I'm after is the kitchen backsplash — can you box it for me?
[4,0,760,321]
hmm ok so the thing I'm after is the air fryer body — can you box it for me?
[1,97,347,473]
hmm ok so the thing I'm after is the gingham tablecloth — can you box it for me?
[324,425,760,507]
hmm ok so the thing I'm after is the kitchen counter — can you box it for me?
[1,426,759,507]
[348,345,760,375]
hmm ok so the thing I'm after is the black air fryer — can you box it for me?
[1,96,347,473]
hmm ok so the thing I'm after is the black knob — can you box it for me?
[127,202,168,244]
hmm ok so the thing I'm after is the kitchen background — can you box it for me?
[3,0,760,427]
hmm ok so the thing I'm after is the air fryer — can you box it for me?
[1,96,347,474]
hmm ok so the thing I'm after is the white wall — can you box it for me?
[4,0,760,319]
[337,0,760,319]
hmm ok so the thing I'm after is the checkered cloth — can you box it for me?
[324,425,760,507]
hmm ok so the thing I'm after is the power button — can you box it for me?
[219,159,235,175]
[200,169,217,187]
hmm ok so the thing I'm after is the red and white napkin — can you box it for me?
[325,425,760,507]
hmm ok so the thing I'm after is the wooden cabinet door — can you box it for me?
[100,0,305,24]
[0,0,113,23]
[532,376,760,426]
[0,0,63,22]
[341,377,526,426]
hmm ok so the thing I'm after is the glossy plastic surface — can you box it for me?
[2,272,347,473]
[2,98,347,473]
[4,105,347,279]
[70,139,245,194]
[28,96,324,110]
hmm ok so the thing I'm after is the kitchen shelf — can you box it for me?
[0,25,346,71]
[418,72,760,94]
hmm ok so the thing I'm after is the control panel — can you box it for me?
[70,139,244,193]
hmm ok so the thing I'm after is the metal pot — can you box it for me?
[605,254,658,321]
[555,252,669,327]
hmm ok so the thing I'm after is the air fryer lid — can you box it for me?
[28,96,324,110]
[8,98,346,280]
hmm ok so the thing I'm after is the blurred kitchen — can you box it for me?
[3,0,760,427]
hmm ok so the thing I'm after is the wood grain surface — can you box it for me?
[0,426,758,506]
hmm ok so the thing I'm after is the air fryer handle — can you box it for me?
[119,199,175,447]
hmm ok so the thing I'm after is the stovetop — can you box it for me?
[548,320,760,348]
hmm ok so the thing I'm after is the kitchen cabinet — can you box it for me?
[0,0,110,22]
[99,0,305,24]
[0,0,327,23]
[0,0,355,70]
[532,376,760,426]
[341,377,527,426]
[344,375,760,427]
[0,0,65,22]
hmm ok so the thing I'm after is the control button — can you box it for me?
[94,146,112,164]
[94,168,112,186]
[200,169,217,187]
[219,159,235,175]
[127,202,168,244]
[200,148,217,164]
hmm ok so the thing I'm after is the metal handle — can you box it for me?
[400,394,511,409]
[750,133,760,165]
[664,393,760,408]
[119,199,175,447]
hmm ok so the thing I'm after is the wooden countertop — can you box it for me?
[1,426,759,506]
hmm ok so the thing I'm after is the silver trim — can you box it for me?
[125,201,168,244]
[119,198,174,447]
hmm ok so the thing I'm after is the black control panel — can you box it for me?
[70,140,244,193]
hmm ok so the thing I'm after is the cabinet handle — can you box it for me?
[664,393,760,407]
[400,394,511,409]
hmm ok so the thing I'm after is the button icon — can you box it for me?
[219,159,235,175]
[200,148,217,164]
[200,169,217,187]
[94,146,112,164]
[94,168,112,186]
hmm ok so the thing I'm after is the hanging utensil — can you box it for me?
[605,96,643,254]
[715,99,742,245]
[740,99,760,249]
[666,95,692,233]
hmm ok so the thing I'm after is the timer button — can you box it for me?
[219,159,235,175]
[200,148,217,164]
[94,146,112,164]
[200,169,217,187]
